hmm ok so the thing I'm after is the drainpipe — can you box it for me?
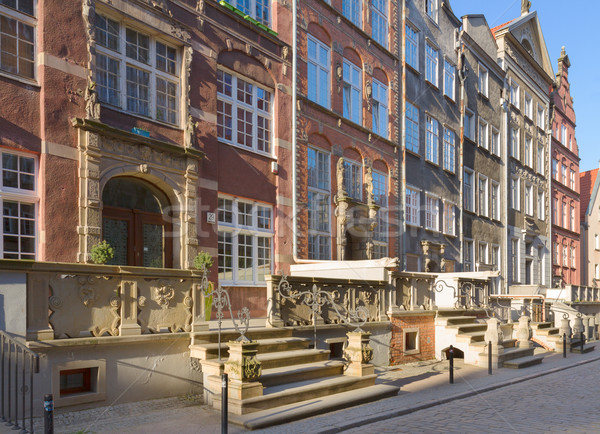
[400,1,406,270]
[291,0,299,262]
[501,72,509,294]
[457,35,466,272]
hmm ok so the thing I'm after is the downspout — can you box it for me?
[501,72,509,294]
[457,34,466,272]
[400,0,406,270]
[292,0,299,262]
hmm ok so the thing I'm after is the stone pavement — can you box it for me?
[3,346,599,433]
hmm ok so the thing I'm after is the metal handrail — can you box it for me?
[0,331,39,433]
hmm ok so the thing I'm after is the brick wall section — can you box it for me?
[390,313,435,365]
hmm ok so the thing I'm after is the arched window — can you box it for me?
[102,177,172,268]
[342,57,362,124]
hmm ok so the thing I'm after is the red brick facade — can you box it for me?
[390,313,436,365]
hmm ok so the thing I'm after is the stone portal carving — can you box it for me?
[421,241,445,273]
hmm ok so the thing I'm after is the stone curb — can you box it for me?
[316,355,600,434]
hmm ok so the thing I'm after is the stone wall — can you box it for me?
[389,312,435,365]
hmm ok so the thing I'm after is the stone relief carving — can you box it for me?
[505,43,543,86]
[170,24,191,42]
[102,138,187,170]
[84,80,101,120]
[185,115,197,148]
[336,157,346,197]
[154,282,175,308]
[196,0,205,14]
[140,0,172,16]
[365,167,374,205]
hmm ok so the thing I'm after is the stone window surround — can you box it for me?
[403,327,420,354]
[52,359,106,408]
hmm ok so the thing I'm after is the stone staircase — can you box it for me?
[436,310,543,369]
[532,322,597,354]
[190,327,399,429]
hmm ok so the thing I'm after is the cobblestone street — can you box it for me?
[341,358,600,434]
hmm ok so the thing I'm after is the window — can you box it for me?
[226,0,270,25]
[479,242,489,265]
[425,115,439,164]
[537,190,545,220]
[570,205,575,231]
[426,0,438,22]
[596,264,600,280]
[596,234,599,250]
[343,59,362,124]
[443,202,455,236]
[562,201,567,228]
[562,245,568,267]
[1,151,37,260]
[571,246,576,268]
[373,171,388,257]
[491,128,500,156]
[343,159,362,201]
[443,128,455,173]
[60,368,93,397]
[478,175,488,217]
[538,246,544,285]
[405,25,418,70]
[537,144,544,175]
[524,92,532,119]
[425,43,438,87]
[570,170,576,190]
[406,187,420,226]
[444,59,455,99]
[511,238,519,282]
[553,242,559,265]
[478,64,488,97]
[95,15,181,124]
[217,70,272,154]
[464,110,474,140]
[478,119,489,150]
[510,176,520,210]
[561,164,567,185]
[343,0,361,27]
[0,1,35,79]
[464,168,474,212]
[371,0,387,48]
[525,183,533,216]
[491,245,500,271]
[307,148,330,259]
[491,181,500,220]
[425,194,439,231]
[510,79,520,108]
[552,197,557,224]
[552,158,559,180]
[510,127,520,159]
[464,239,474,271]
[372,79,388,138]
[406,102,419,154]
[218,196,273,284]
[561,124,567,144]
[307,35,330,108]
[524,136,532,168]
[537,105,545,129]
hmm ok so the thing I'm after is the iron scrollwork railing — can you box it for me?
[0,331,39,434]
[433,280,489,310]
[276,274,369,346]
[201,267,250,360]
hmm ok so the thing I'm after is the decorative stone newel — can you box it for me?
[558,315,572,344]
[516,315,533,349]
[484,318,504,354]
[344,331,374,377]
[572,315,584,337]
[224,340,263,400]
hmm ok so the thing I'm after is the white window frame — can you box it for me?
[307,35,330,109]
[537,144,544,175]
[511,238,520,283]
[464,239,474,272]
[478,118,489,150]
[95,13,181,125]
[552,158,559,180]
[570,170,576,191]
[406,101,419,154]
[510,79,520,109]
[537,104,545,129]
[561,164,567,185]
[425,115,439,164]
[342,0,361,28]
[524,136,533,168]
[443,128,455,173]
[371,0,388,48]
[217,69,273,155]
[479,241,489,265]
[525,183,534,216]
[405,24,419,70]
[464,109,475,141]
[406,186,420,227]
[0,2,36,81]
[343,58,362,125]
[524,92,533,119]
[372,78,388,138]
[478,63,488,98]
[308,147,331,260]
[226,0,271,25]
[343,159,362,201]
[444,59,455,100]
[491,181,500,221]
[510,127,520,160]
[571,245,576,268]
[491,244,501,272]
[537,189,545,221]
[478,174,489,217]
[595,234,599,251]
[561,124,567,145]
[510,176,520,211]
[443,201,455,236]
[570,205,575,232]
[425,42,438,87]
[425,193,439,232]
[464,168,475,212]
[0,150,38,260]
[491,128,500,156]
[426,0,438,23]
[217,196,274,285]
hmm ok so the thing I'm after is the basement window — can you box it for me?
[60,368,93,396]
[404,328,419,354]
[53,360,106,407]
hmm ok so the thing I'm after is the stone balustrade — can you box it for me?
[0,260,209,341]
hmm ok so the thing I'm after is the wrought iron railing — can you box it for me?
[434,280,489,310]
[0,331,39,433]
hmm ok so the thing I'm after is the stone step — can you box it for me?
[259,360,346,388]
[228,384,400,429]
[502,355,544,369]
[257,348,331,370]
[449,323,488,334]
[499,346,535,364]
[192,327,292,344]
[190,336,311,360]
[435,316,479,326]
[571,343,596,354]
[531,322,553,330]
[456,331,485,344]
[536,327,559,337]
[214,374,378,414]
[470,338,516,350]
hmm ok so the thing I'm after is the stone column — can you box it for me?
[344,331,374,377]
[484,318,505,354]
[224,340,263,403]
[516,315,533,348]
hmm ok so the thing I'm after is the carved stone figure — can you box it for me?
[365,167,374,205]
[336,158,346,197]
[85,80,100,119]
[521,0,531,15]
[185,115,197,148]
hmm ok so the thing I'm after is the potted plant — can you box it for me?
[194,251,214,321]
[90,240,114,265]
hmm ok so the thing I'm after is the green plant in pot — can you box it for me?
[90,240,114,265]
[194,251,214,321]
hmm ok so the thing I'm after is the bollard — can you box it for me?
[44,394,53,434]
[488,341,492,375]
[449,345,454,384]
[581,331,585,353]
[563,333,567,358]
[221,373,228,434]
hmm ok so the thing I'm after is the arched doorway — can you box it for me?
[102,177,173,268]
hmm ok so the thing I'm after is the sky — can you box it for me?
[450,0,600,173]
